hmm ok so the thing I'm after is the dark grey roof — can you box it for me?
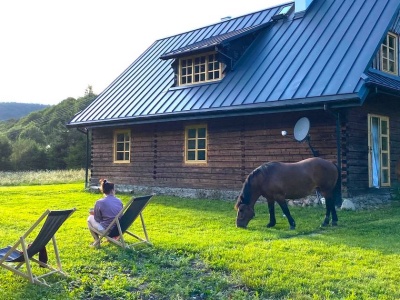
[391,10,400,34]
[365,69,400,93]
[69,0,400,128]
[160,21,275,60]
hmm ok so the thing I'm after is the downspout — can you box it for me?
[77,127,90,188]
[324,105,343,206]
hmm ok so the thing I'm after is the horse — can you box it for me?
[234,157,340,230]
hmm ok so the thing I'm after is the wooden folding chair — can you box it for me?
[91,195,154,249]
[0,209,76,286]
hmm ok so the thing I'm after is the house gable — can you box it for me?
[366,10,400,97]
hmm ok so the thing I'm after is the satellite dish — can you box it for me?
[293,117,310,142]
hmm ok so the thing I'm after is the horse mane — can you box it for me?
[239,166,263,205]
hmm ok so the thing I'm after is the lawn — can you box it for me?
[0,182,400,299]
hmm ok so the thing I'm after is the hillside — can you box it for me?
[0,102,50,121]
[0,92,96,171]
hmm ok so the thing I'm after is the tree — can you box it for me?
[11,139,47,170]
[0,135,12,170]
[19,124,47,145]
[85,85,94,97]
[1,91,97,171]
[6,127,22,141]
[45,134,68,170]
[65,135,87,169]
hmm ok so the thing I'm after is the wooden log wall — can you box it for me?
[89,109,341,194]
[345,94,400,195]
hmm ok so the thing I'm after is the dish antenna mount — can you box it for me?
[288,117,319,157]
[294,117,310,142]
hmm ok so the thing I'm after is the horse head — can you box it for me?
[235,196,255,228]
[235,171,258,228]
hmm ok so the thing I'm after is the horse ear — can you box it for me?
[234,202,245,210]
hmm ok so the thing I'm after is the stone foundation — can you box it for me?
[88,184,398,210]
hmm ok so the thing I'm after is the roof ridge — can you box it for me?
[160,21,274,59]
[154,2,294,42]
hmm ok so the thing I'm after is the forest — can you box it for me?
[0,88,96,171]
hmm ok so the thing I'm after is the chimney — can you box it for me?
[295,0,313,13]
[221,16,232,22]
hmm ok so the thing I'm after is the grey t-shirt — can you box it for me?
[94,195,123,229]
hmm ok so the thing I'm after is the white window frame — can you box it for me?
[380,32,398,75]
[368,114,390,187]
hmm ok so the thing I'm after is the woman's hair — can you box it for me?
[99,179,114,194]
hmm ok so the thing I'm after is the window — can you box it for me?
[185,125,207,163]
[179,52,224,86]
[380,32,398,75]
[368,115,390,187]
[114,130,131,163]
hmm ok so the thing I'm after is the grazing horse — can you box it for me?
[235,157,340,229]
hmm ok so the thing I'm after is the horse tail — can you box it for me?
[332,163,342,207]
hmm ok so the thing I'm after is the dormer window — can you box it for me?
[380,32,398,75]
[179,52,224,86]
[160,23,273,88]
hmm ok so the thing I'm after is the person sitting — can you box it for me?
[87,179,123,246]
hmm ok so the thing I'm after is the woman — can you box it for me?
[87,179,123,246]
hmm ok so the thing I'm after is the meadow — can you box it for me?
[0,170,400,299]
[0,169,86,186]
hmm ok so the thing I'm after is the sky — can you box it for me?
[0,0,288,105]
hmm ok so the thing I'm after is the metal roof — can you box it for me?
[365,68,400,93]
[160,21,275,60]
[68,0,400,128]
[391,11,400,33]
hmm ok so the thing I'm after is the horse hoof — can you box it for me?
[267,223,276,228]
[320,222,329,227]
[289,226,295,230]
[332,221,338,226]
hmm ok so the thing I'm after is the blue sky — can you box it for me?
[0,0,288,105]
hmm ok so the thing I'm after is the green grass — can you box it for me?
[1,183,400,299]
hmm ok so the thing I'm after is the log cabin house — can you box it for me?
[68,0,400,203]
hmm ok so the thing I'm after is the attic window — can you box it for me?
[380,32,398,75]
[179,52,224,86]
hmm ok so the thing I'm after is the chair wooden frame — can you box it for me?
[0,208,76,286]
[90,195,154,249]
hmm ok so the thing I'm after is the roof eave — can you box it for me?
[160,46,216,60]
[67,94,361,130]
[365,82,400,97]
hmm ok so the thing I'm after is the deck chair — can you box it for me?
[91,194,154,249]
[0,208,76,286]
